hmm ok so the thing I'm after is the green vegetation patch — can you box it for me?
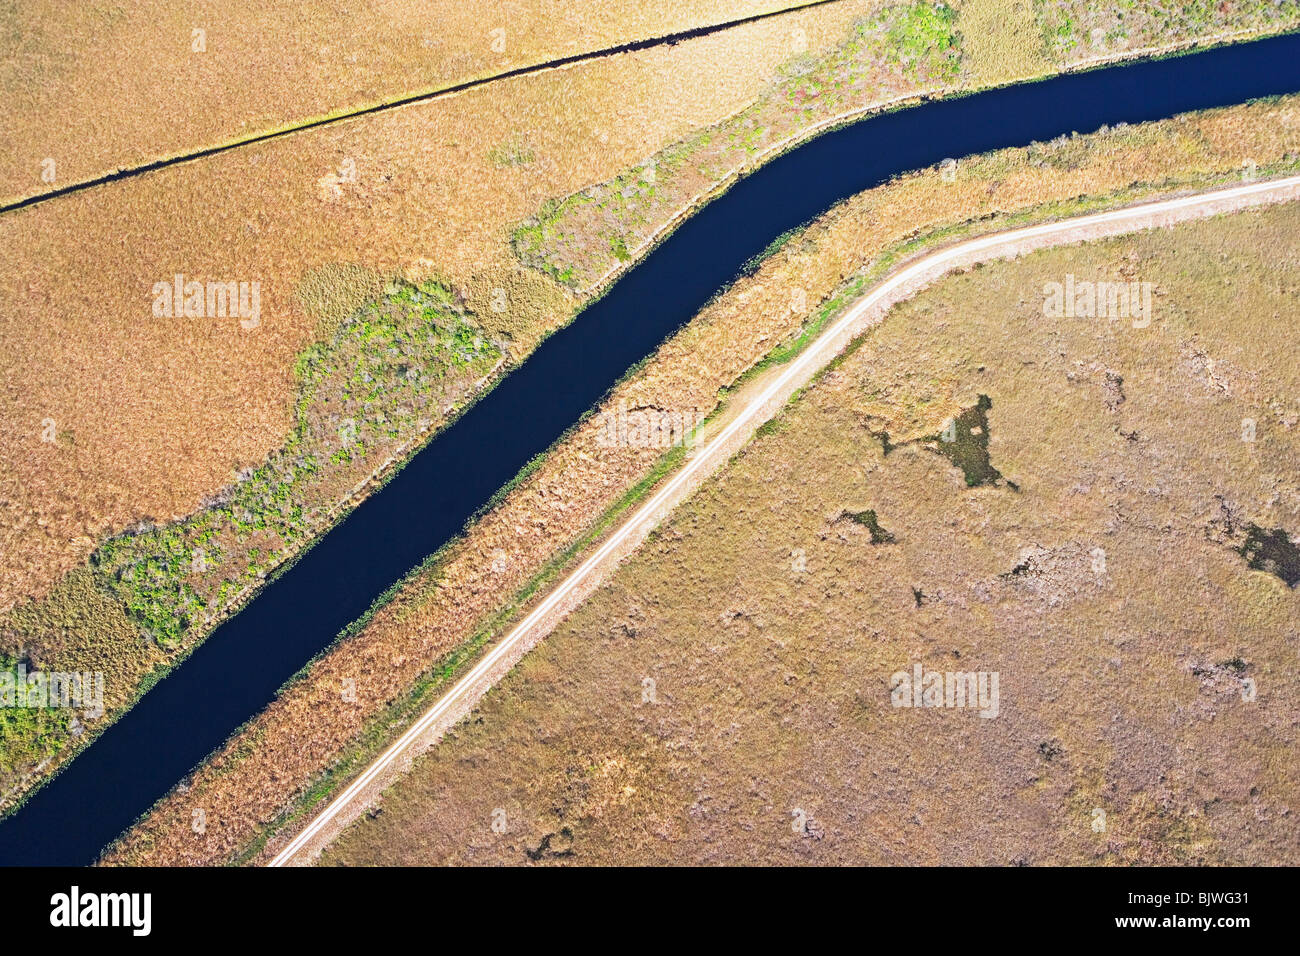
[875,394,1013,488]
[92,280,502,649]
[920,394,1011,488]
[511,3,965,289]
[0,653,73,779]
[877,0,963,77]
[844,508,896,543]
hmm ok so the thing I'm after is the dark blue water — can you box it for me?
[3,33,1299,866]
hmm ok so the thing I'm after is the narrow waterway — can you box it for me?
[3,32,1299,865]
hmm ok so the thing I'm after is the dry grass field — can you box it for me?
[321,201,1300,866]
[960,0,1053,83]
[513,1,965,289]
[0,0,823,206]
[5,0,1299,834]
[0,0,888,812]
[101,95,1300,864]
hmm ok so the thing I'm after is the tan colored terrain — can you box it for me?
[321,201,1300,866]
[101,96,1300,865]
[0,0,823,206]
[5,0,1298,836]
[1,2,878,619]
[960,0,1051,83]
[0,0,885,810]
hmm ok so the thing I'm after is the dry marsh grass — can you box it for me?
[959,0,1053,83]
[0,0,883,813]
[1,2,879,620]
[0,0,823,206]
[103,96,1300,864]
[322,202,1300,866]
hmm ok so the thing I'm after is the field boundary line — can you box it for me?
[0,0,842,215]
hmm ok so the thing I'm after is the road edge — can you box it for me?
[267,173,1300,866]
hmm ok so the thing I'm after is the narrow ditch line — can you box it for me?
[0,0,841,216]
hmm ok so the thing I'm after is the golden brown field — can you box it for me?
[0,0,888,812]
[1,2,890,622]
[321,201,1300,865]
[5,0,1299,836]
[0,0,822,206]
[102,94,1300,865]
